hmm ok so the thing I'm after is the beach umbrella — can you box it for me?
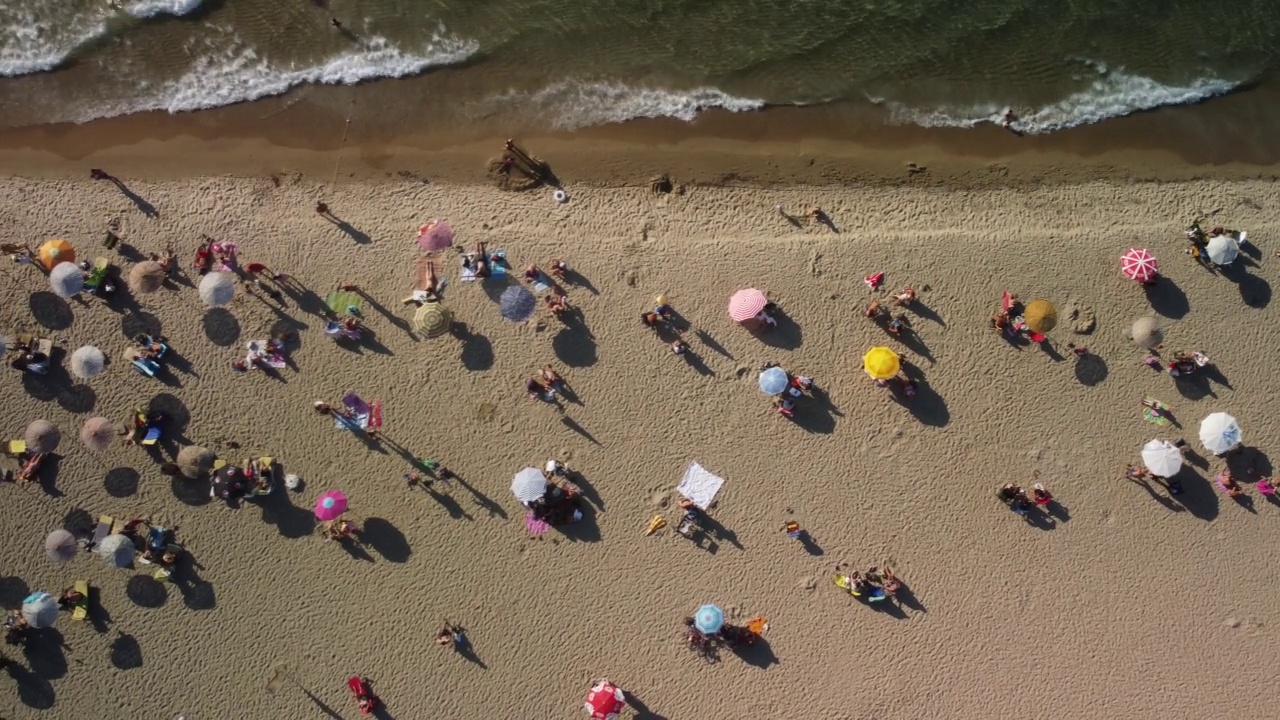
[693,604,724,635]
[38,239,75,270]
[49,261,84,298]
[1121,248,1158,283]
[499,285,537,323]
[24,419,60,454]
[212,465,248,499]
[70,345,106,379]
[176,445,215,478]
[1130,317,1163,349]
[413,302,453,338]
[96,534,134,568]
[416,220,454,253]
[863,346,900,380]
[1199,412,1242,455]
[128,260,166,294]
[727,288,768,323]
[80,417,116,452]
[1022,299,1057,333]
[22,592,58,628]
[198,271,236,307]
[585,681,626,720]
[1141,439,1183,478]
[315,490,348,521]
[45,529,78,563]
[758,366,789,395]
[511,467,548,503]
[1205,235,1238,266]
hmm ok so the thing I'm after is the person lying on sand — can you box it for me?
[546,290,569,317]
[864,301,884,321]
[1123,465,1150,482]
[436,621,463,647]
[548,259,568,280]
[523,264,541,283]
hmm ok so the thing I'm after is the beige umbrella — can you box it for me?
[80,417,115,452]
[24,420,61,454]
[1130,317,1163,349]
[70,345,106,379]
[176,445,215,479]
[128,261,166,294]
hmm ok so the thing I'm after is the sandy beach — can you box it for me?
[2,163,1279,719]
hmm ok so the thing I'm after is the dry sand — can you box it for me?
[1,172,1278,719]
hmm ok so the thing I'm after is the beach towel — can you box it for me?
[326,289,363,316]
[677,461,725,510]
[1142,396,1169,426]
[459,265,478,282]
[533,277,551,294]
[334,412,368,431]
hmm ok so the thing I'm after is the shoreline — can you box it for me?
[2,77,1280,188]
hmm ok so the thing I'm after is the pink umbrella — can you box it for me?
[585,680,625,719]
[727,288,768,322]
[1121,248,1158,283]
[314,491,348,521]
[416,221,454,253]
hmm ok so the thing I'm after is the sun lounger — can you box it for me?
[35,338,53,358]
[92,516,113,546]
[71,581,89,621]
[133,358,159,377]
[84,258,110,293]
[367,403,383,432]
[140,426,161,446]
[3,440,25,457]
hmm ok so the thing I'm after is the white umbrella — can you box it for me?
[1199,412,1242,455]
[1205,235,1239,266]
[758,367,789,395]
[96,533,135,568]
[1141,439,1183,478]
[199,271,236,307]
[510,467,548,503]
[49,261,84,298]
[70,345,106,379]
[22,592,58,628]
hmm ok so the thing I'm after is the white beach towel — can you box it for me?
[677,461,725,510]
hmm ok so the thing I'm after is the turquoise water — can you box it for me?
[0,0,1275,132]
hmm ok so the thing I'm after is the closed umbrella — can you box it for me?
[80,417,116,452]
[416,220,454,252]
[199,271,236,307]
[49,261,84,298]
[413,302,453,338]
[1141,439,1183,478]
[727,288,768,322]
[176,445,215,478]
[96,534,134,568]
[314,490,348,521]
[1199,412,1242,455]
[693,604,724,635]
[70,345,106,379]
[128,261,166,294]
[863,347,900,380]
[38,239,75,270]
[758,366,789,395]
[22,592,58,628]
[1130,317,1163,349]
[45,529,78,563]
[1120,248,1158,283]
[1205,235,1238,266]
[24,419,60,454]
[1022,299,1057,334]
[585,680,626,719]
[499,285,537,323]
[511,467,548,503]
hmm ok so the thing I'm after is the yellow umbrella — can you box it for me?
[1023,299,1057,334]
[413,301,453,338]
[863,347,900,380]
[38,239,75,270]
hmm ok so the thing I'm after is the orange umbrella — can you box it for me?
[38,239,75,270]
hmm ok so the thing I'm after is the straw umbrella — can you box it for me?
[199,271,236,307]
[96,534,134,568]
[176,445,215,479]
[1129,317,1163,349]
[49,261,84,298]
[70,345,106,379]
[24,419,61,454]
[128,261,166,294]
[45,529,78,563]
[80,417,116,452]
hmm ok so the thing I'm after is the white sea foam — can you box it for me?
[122,0,203,19]
[883,67,1239,134]
[495,80,765,129]
[0,3,110,76]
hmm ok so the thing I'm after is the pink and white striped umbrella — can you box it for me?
[416,221,454,253]
[727,288,768,322]
[1121,248,1158,283]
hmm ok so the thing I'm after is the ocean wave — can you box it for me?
[883,67,1240,134]
[122,0,203,19]
[495,81,765,129]
[0,4,111,77]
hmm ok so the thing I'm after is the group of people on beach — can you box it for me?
[998,482,1054,518]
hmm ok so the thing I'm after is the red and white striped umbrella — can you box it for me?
[1121,248,1158,283]
[584,681,625,719]
[727,288,768,322]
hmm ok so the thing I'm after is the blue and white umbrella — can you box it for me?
[499,285,537,323]
[1199,412,1241,455]
[693,604,724,635]
[758,367,789,395]
[22,592,58,628]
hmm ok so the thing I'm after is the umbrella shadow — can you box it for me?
[793,387,842,434]
[27,292,74,330]
[5,661,56,709]
[1173,373,1216,401]
[1143,276,1190,319]
[694,329,734,359]
[552,321,598,368]
[121,310,163,339]
[1221,264,1271,308]
[170,475,212,506]
[257,488,319,539]
[626,691,669,720]
[555,503,601,542]
[104,467,140,497]
[125,574,168,608]
[452,322,495,371]
[1226,446,1272,481]
[148,392,191,447]
[0,576,30,608]
[1169,467,1219,521]
[567,469,604,510]
[110,631,143,669]
[1073,353,1108,386]
[201,308,242,346]
[750,308,802,350]
[22,627,68,680]
[895,382,949,427]
[730,636,779,669]
[361,517,412,563]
